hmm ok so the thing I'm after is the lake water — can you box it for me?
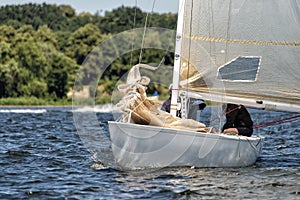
[0,107,299,199]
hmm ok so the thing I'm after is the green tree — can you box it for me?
[0,59,19,97]
[0,41,10,63]
[47,52,78,98]
[15,41,48,79]
[37,25,58,48]
[64,23,104,86]
[27,79,48,98]
[0,25,16,42]
[0,4,178,103]
[65,23,103,64]
[99,6,145,34]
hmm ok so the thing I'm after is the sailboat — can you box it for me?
[108,0,300,169]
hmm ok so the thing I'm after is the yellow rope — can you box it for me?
[186,35,300,46]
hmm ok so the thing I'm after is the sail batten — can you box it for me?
[179,0,300,112]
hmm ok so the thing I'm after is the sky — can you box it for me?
[0,0,179,14]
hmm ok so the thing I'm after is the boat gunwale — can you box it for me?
[108,121,264,142]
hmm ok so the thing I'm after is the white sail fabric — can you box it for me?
[179,0,300,112]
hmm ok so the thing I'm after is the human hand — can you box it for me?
[223,128,238,134]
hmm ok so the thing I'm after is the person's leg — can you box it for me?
[237,127,253,137]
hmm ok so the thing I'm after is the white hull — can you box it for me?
[108,121,264,169]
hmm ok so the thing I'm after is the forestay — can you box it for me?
[178,0,300,112]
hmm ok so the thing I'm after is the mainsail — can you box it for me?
[176,0,300,112]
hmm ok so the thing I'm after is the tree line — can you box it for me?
[0,3,177,105]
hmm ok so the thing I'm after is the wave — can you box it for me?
[0,109,47,113]
[72,104,120,113]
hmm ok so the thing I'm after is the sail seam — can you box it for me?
[186,35,300,46]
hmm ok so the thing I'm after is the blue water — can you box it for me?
[0,107,299,199]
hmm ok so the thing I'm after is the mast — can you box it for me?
[171,0,186,117]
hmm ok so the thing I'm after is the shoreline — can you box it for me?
[0,105,73,108]
[0,104,117,108]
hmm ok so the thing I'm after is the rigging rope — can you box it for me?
[129,0,138,68]
[136,0,175,68]
[157,1,178,68]
[209,105,241,125]
[146,0,156,28]
[209,105,300,130]
[138,0,156,64]
[225,0,233,62]
[253,114,300,129]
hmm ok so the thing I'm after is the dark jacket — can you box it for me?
[161,97,171,113]
[222,104,253,136]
